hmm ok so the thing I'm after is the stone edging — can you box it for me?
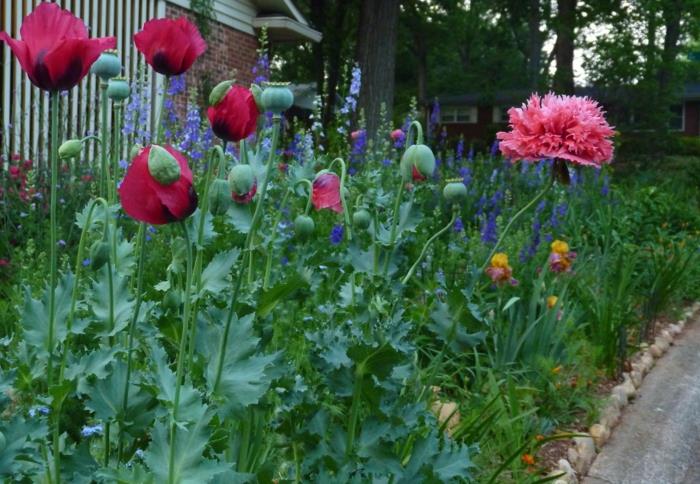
[545,302,700,483]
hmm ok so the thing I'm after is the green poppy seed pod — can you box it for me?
[228,164,255,196]
[443,182,467,204]
[250,83,264,111]
[353,209,371,229]
[58,139,84,160]
[400,144,435,180]
[261,82,294,114]
[208,178,231,216]
[129,143,143,160]
[107,77,130,101]
[209,80,234,106]
[89,240,110,270]
[163,290,182,312]
[294,214,315,238]
[91,49,121,80]
[148,145,181,185]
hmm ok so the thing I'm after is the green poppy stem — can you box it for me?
[100,82,109,198]
[168,221,194,484]
[402,207,458,285]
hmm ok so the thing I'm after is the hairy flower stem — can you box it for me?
[479,176,554,273]
[185,146,221,368]
[214,117,281,394]
[117,223,147,462]
[156,76,170,144]
[346,364,364,456]
[382,181,405,276]
[47,91,60,484]
[99,82,109,198]
[263,189,291,290]
[168,221,194,484]
[328,157,352,240]
[110,103,123,206]
[402,208,458,285]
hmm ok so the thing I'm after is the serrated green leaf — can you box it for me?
[188,209,217,248]
[90,267,135,337]
[205,311,278,418]
[22,272,74,359]
[227,203,253,234]
[0,416,47,477]
[85,360,146,421]
[66,346,121,393]
[143,412,228,483]
[428,301,485,353]
[199,249,240,297]
[256,274,308,317]
[150,342,205,424]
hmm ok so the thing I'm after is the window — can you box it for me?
[492,106,511,123]
[441,106,478,124]
[669,104,684,131]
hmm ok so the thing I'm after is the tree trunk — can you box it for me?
[356,0,401,140]
[527,0,542,89]
[322,4,348,126]
[310,0,326,107]
[414,31,428,106]
[658,0,682,98]
[552,0,577,94]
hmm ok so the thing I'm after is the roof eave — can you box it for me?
[253,15,322,42]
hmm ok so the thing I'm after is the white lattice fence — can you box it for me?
[1,0,166,167]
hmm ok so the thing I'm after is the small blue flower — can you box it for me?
[57,240,66,247]
[82,258,91,267]
[330,225,344,245]
[453,217,464,233]
[81,424,103,437]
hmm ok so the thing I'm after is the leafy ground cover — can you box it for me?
[1,5,700,483]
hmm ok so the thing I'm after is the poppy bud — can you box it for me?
[148,145,182,185]
[91,50,122,80]
[294,214,315,238]
[250,83,264,111]
[59,139,84,160]
[400,144,435,181]
[89,240,110,270]
[209,80,234,106]
[107,77,130,101]
[129,144,143,160]
[261,82,294,114]
[228,164,255,196]
[352,209,371,229]
[208,178,231,216]
[443,182,467,204]
[163,289,182,311]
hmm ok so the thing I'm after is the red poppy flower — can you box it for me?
[207,85,259,142]
[412,165,426,182]
[134,17,206,76]
[232,183,257,204]
[0,3,116,91]
[312,173,343,213]
[118,145,198,225]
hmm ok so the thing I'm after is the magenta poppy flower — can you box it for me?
[312,173,343,213]
[207,85,259,142]
[134,17,206,76]
[118,145,198,225]
[497,93,614,167]
[0,3,116,91]
[232,183,257,204]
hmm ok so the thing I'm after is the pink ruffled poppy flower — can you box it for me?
[312,173,343,213]
[497,93,614,167]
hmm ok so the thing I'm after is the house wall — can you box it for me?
[439,105,505,144]
[166,3,259,93]
[685,101,700,136]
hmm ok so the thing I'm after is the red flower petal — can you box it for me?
[207,85,259,142]
[134,17,206,76]
[312,173,343,213]
[118,145,197,225]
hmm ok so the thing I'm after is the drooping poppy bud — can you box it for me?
[209,80,234,106]
[294,215,315,238]
[400,144,435,181]
[58,139,84,160]
[163,289,182,311]
[208,178,231,216]
[91,49,122,80]
[443,182,467,204]
[352,209,371,229]
[261,82,294,114]
[312,172,343,213]
[228,165,255,196]
[134,17,206,76]
[118,144,197,225]
[0,3,116,92]
[207,85,259,142]
[148,145,181,185]
[89,240,110,270]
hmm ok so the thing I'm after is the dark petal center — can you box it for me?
[34,49,83,91]
[152,51,177,76]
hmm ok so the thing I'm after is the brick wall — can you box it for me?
[166,3,258,97]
